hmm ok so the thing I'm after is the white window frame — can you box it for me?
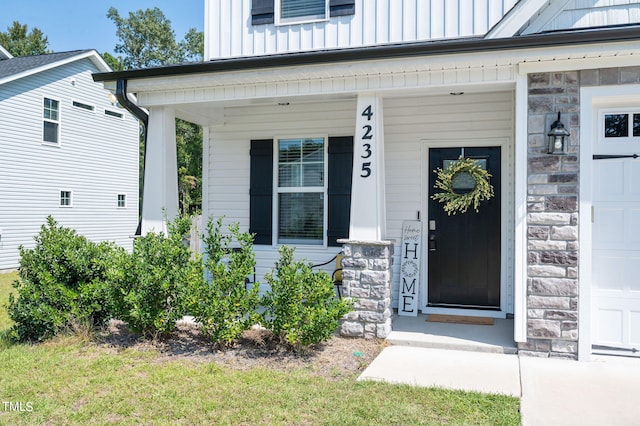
[104,108,125,120]
[42,96,61,146]
[72,100,95,113]
[272,135,328,247]
[59,190,73,207]
[117,193,127,208]
[276,0,329,25]
[600,107,640,143]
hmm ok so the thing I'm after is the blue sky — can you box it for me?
[0,0,203,55]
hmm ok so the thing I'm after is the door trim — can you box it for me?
[579,84,640,361]
[420,138,511,319]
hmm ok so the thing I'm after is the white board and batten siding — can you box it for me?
[0,59,139,270]
[206,91,515,312]
[205,0,518,60]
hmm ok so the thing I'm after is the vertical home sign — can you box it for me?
[398,220,422,317]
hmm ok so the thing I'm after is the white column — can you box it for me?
[514,72,528,343]
[141,106,178,235]
[349,93,386,241]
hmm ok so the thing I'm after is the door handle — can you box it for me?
[429,233,436,251]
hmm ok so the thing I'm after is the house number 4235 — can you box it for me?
[360,105,373,178]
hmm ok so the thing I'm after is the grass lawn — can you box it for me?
[0,271,17,331]
[0,271,521,425]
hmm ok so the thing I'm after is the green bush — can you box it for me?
[261,245,353,349]
[108,216,202,338]
[188,217,259,347]
[8,216,121,341]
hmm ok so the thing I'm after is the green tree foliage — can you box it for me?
[262,246,353,349]
[107,7,204,213]
[188,217,259,347]
[8,217,122,341]
[0,21,49,56]
[107,216,202,338]
[101,52,124,71]
[177,120,203,214]
[106,7,203,69]
[107,7,182,69]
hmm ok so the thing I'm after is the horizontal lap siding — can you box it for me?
[206,100,356,288]
[383,91,515,312]
[539,1,640,32]
[206,0,518,59]
[0,60,139,270]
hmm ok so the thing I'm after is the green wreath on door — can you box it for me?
[431,156,494,215]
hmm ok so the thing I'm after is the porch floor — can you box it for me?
[388,313,517,354]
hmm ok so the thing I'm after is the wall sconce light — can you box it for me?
[547,112,570,155]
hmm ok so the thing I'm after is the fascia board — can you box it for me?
[0,50,108,86]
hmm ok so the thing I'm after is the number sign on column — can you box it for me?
[360,104,373,178]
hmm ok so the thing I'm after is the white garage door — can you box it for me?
[592,110,640,355]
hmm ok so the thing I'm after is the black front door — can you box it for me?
[427,147,501,309]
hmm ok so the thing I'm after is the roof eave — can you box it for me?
[92,25,640,83]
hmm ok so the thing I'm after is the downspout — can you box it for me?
[115,78,148,236]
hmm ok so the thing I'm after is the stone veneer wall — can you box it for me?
[337,240,394,339]
[523,67,640,359]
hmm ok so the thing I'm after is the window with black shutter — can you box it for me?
[249,136,353,246]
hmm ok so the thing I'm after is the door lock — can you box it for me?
[428,233,437,251]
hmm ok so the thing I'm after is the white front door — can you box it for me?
[592,110,640,355]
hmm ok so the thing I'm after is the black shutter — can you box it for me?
[327,136,353,246]
[251,0,275,25]
[250,139,273,244]
[329,0,355,17]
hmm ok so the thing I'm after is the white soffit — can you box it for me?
[126,39,640,96]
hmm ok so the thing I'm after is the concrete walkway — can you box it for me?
[359,346,640,425]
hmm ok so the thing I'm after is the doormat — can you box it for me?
[426,314,494,326]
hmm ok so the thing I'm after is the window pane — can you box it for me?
[44,121,58,143]
[302,162,323,186]
[605,114,628,138]
[634,114,640,137]
[60,191,71,206]
[281,0,325,19]
[44,98,59,120]
[278,138,324,187]
[117,194,126,207]
[278,192,323,244]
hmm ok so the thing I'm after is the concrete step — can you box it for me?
[388,314,518,354]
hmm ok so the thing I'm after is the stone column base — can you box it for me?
[337,239,394,339]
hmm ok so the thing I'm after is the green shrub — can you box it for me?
[261,246,353,349]
[8,216,121,341]
[188,217,259,347]
[108,216,202,338]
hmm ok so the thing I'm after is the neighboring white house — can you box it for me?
[0,48,139,271]
[94,0,640,360]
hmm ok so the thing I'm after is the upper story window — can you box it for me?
[251,0,355,26]
[43,97,60,145]
[72,100,95,112]
[278,0,327,24]
[105,109,124,119]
